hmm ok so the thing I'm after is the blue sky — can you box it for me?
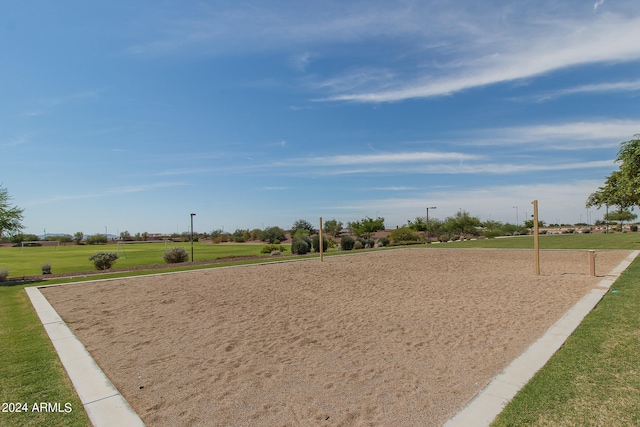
[2,0,640,236]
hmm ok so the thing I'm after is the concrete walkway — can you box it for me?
[25,286,145,427]
[444,250,640,426]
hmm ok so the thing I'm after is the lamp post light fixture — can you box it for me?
[426,206,437,243]
[513,206,519,226]
[190,213,196,262]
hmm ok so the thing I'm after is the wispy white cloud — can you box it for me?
[288,151,480,166]
[319,13,640,102]
[306,160,614,176]
[3,136,28,147]
[594,0,606,11]
[465,119,640,148]
[367,186,418,191]
[24,182,186,206]
[528,80,640,102]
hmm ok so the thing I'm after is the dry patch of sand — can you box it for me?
[41,248,630,426]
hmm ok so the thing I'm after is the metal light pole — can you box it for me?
[190,213,196,262]
[513,206,519,225]
[426,206,437,243]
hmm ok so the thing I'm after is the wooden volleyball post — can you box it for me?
[589,250,596,277]
[319,217,324,262]
[532,200,540,276]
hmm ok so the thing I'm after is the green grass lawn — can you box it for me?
[434,232,640,250]
[0,242,269,278]
[1,233,639,426]
[491,252,640,426]
[0,282,89,427]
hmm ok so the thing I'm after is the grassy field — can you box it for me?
[0,282,89,427]
[492,250,640,426]
[1,233,639,426]
[436,232,640,250]
[0,242,270,278]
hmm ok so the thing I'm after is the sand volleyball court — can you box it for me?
[41,248,630,426]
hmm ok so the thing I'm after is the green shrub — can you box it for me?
[353,240,364,250]
[312,235,329,253]
[260,244,287,254]
[262,226,287,243]
[41,264,52,275]
[86,234,108,245]
[0,269,8,282]
[377,237,390,247]
[340,236,355,251]
[291,238,309,255]
[389,226,422,244]
[631,225,638,232]
[163,247,189,263]
[89,252,119,270]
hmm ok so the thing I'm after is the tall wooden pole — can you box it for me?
[532,200,540,275]
[319,217,324,262]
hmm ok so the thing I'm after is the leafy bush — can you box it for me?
[89,252,119,270]
[291,238,310,255]
[0,269,8,282]
[262,226,287,244]
[291,219,314,235]
[260,244,287,254]
[377,237,390,247]
[340,236,355,251]
[231,229,250,243]
[86,234,108,245]
[163,247,189,263]
[312,235,329,252]
[388,226,422,244]
[353,240,364,250]
[41,264,52,275]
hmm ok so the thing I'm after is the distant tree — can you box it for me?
[443,210,481,236]
[73,231,84,244]
[291,219,314,235]
[46,234,72,243]
[231,228,250,243]
[587,134,640,210]
[261,226,287,244]
[120,231,133,241]
[86,234,108,245]
[323,219,343,237]
[249,228,263,241]
[348,216,385,239]
[407,216,428,232]
[0,185,24,238]
[524,219,546,229]
[10,233,39,244]
[605,209,637,230]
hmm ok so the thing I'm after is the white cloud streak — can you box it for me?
[530,80,640,102]
[466,120,640,148]
[292,151,480,166]
[23,182,186,207]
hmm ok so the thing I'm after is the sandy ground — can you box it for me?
[41,248,630,426]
